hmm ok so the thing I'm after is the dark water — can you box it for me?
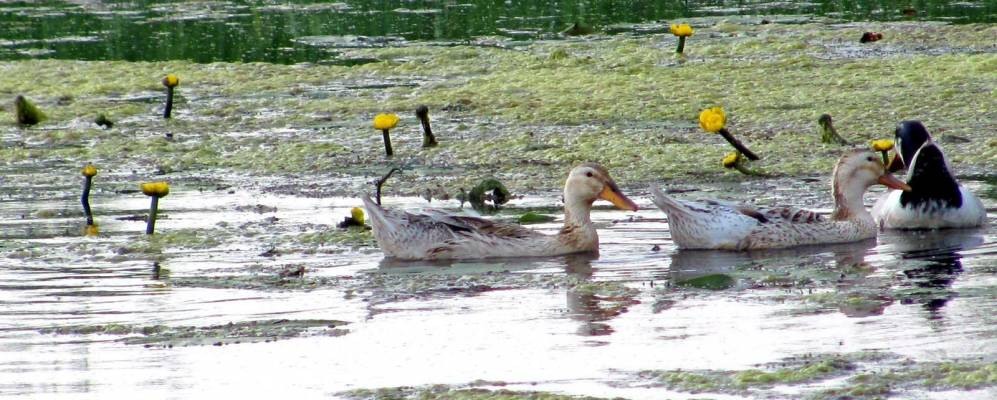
[0,0,993,64]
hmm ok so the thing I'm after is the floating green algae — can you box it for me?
[811,360,997,399]
[641,353,860,394]
[341,386,623,400]
[0,20,991,194]
[40,319,349,347]
[675,273,736,290]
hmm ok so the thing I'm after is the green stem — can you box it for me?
[81,176,94,225]
[146,197,159,235]
[676,36,686,54]
[719,128,760,160]
[382,129,393,157]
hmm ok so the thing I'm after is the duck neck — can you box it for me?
[559,194,598,250]
[563,196,594,229]
[831,178,870,222]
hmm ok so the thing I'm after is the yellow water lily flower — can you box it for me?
[722,152,740,168]
[373,113,399,130]
[163,74,179,88]
[141,181,170,197]
[351,207,365,225]
[699,107,726,133]
[81,164,97,177]
[670,24,694,37]
[870,139,895,152]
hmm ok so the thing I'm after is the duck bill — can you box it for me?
[886,153,904,173]
[878,173,912,192]
[599,182,638,211]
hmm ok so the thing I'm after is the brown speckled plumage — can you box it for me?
[362,163,637,260]
[652,150,899,250]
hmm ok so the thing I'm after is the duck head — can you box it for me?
[899,140,962,208]
[832,149,911,219]
[563,163,638,212]
[889,120,931,172]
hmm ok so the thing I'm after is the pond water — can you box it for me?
[1,177,995,398]
[0,0,994,63]
[1,1,996,399]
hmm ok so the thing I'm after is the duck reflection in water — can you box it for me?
[563,254,637,338]
[666,239,886,317]
[878,229,984,318]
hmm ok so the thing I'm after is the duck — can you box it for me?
[361,163,638,260]
[872,121,986,229]
[650,149,911,250]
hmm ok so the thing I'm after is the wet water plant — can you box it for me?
[141,181,170,234]
[162,73,179,119]
[338,207,367,228]
[670,23,693,54]
[817,114,849,145]
[14,95,45,126]
[700,107,759,160]
[415,105,438,148]
[870,138,895,166]
[94,113,114,129]
[721,151,763,176]
[468,178,511,211]
[373,113,399,157]
[374,167,402,205]
[80,163,98,236]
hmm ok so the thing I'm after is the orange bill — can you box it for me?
[599,181,639,211]
[878,173,912,192]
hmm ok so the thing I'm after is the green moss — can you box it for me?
[0,21,992,193]
[341,386,621,400]
[41,319,349,347]
[676,274,736,290]
[116,228,225,254]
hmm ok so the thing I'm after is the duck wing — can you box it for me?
[362,195,544,259]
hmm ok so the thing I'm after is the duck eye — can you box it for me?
[586,172,594,178]
[867,156,874,162]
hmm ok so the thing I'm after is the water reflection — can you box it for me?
[0,0,992,63]
[667,239,877,283]
[879,229,985,317]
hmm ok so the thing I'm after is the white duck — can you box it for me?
[873,121,986,229]
[362,163,638,260]
[651,149,911,250]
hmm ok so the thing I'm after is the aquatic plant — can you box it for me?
[374,167,402,205]
[162,73,179,119]
[700,107,760,160]
[141,181,170,234]
[338,207,367,229]
[721,151,761,176]
[415,105,438,148]
[81,163,98,235]
[468,178,511,211]
[14,95,46,126]
[870,138,895,165]
[94,113,114,129]
[670,23,694,54]
[373,113,399,156]
[817,114,849,145]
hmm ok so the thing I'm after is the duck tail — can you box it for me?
[650,184,692,217]
[361,194,390,230]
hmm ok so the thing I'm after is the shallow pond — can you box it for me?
[1,177,995,398]
[0,0,993,63]
[0,5,995,399]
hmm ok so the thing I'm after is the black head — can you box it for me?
[899,141,962,209]
[415,105,429,119]
[893,120,932,170]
